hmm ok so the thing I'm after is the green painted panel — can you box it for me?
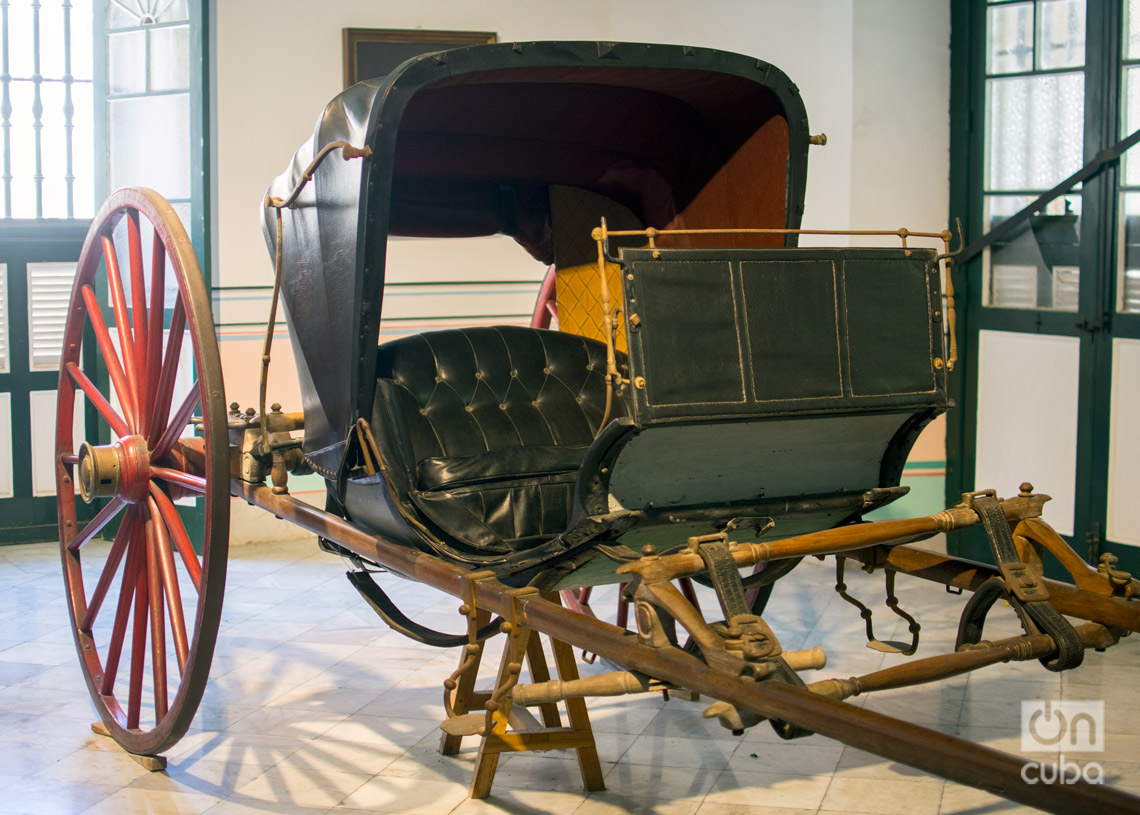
[608,413,910,511]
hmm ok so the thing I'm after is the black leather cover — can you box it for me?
[360,326,627,558]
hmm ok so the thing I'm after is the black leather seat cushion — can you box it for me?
[370,326,626,556]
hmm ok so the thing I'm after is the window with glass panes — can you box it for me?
[0,0,94,219]
[984,0,1085,311]
[0,1,206,543]
[950,0,1140,571]
[103,0,195,232]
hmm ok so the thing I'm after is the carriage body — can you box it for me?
[261,41,948,583]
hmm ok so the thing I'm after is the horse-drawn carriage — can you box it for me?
[54,41,1140,813]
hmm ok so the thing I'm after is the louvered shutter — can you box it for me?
[27,262,78,371]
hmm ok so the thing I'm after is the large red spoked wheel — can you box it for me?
[56,188,229,756]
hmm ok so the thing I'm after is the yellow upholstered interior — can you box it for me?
[554,260,626,353]
[549,185,644,354]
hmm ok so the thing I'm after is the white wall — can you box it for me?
[213,0,951,287]
[850,0,951,464]
[606,0,855,239]
[852,0,950,236]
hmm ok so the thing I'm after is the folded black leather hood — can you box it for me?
[262,41,810,476]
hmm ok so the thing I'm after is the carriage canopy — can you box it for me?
[263,41,810,476]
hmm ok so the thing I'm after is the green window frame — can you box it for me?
[949,0,1140,572]
[0,0,210,544]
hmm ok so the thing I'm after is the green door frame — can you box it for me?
[0,222,92,543]
[948,0,1140,572]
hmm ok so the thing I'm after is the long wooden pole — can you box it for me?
[233,480,1140,815]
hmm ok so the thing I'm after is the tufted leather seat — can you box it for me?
[366,326,628,559]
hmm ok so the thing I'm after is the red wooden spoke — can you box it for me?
[148,299,186,448]
[145,230,166,423]
[62,453,78,465]
[65,362,129,438]
[66,495,127,554]
[80,285,138,431]
[101,512,143,696]
[79,512,135,633]
[150,466,207,494]
[148,497,188,674]
[127,211,149,435]
[149,482,202,592]
[144,510,168,720]
[101,234,141,425]
[151,384,201,462]
[127,530,148,730]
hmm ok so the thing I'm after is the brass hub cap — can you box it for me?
[76,437,151,504]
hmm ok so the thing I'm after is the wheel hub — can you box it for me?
[77,437,151,504]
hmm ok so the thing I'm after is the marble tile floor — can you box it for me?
[2,535,1139,815]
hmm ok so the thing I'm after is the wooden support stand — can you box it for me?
[441,600,606,799]
[90,721,167,771]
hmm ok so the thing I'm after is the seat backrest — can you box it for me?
[369,326,626,555]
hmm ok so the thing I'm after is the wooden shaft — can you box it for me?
[618,497,1046,584]
[233,482,1140,815]
[809,623,1116,701]
[514,670,652,706]
[513,648,826,707]
[784,647,828,671]
[844,545,1140,632]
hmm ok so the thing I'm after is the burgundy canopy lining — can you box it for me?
[386,66,788,255]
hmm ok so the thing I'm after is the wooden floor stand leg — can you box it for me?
[441,607,491,756]
[469,618,532,798]
[464,593,605,799]
[548,634,605,791]
[525,633,562,728]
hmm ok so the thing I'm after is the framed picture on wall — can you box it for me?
[343,28,498,88]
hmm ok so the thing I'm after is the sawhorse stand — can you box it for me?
[440,594,605,799]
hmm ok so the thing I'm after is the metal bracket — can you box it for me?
[999,561,1050,603]
[956,489,998,511]
[229,402,303,493]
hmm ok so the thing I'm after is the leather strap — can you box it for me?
[955,576,1039,649]
[969,496,1083,671]
[347,570,502,648]
[695,538,749,621]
